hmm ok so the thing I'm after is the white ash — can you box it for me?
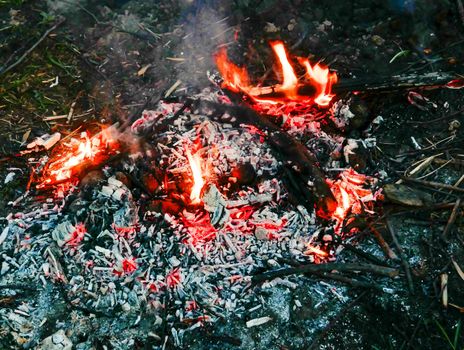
[330,99,355,129]
[0,88,383,347]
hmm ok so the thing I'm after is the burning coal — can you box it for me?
[326,168,381,234]
[35,126,120,189]
[214,41,338,108]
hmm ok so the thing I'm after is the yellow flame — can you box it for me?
[270,41,298,98]
[186,149,204,204]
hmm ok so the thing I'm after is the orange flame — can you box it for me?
[37,128,118,189]
[305,244,328,257]
[271,41,298,99]
[214,41,337,107]
[186,149,205,204]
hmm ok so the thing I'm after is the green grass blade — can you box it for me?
[435,320,455,350]
[453,319,461,349]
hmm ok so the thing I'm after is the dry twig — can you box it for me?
[442,198,462,239]
[386,219,414,294]
[0,18,65,76]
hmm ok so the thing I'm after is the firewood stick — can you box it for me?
[236,72,461,100]
[252,262,399,283]
[278,257,387,290]
[311,271,385,290]
[390,201,464,215]
[333,71,461,93]
[342,243,391,267]
[369,224,399,261]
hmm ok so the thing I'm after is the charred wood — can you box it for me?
[252,262,399,284]
[197,101,337,215]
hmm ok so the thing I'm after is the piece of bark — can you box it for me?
[384,183,433,206]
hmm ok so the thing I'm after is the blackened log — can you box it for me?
[239,72,461,101]
[333,71,462,94]
[197,101,337,216]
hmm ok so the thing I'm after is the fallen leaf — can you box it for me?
[452,259,464,281]
[137,64,151,76]
[22,129,31,143]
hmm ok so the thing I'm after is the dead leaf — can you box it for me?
[137,64,151,76]
[22,129,31,143]
[452,259,464,281]
[383,183,433,206]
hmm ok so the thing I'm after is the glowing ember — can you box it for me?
[214,40,338,108]
[305,244,328,257]
[65,223,87,247]
[37,127,119,189]
[166,268,182,288]
[326,168,379,234]
[180,211,217,245]
[186,149,205,204]
[113,256,138,276]
[122,257,138,274]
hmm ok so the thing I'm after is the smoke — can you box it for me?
[171,1,237,88]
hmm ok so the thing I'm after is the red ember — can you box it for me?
[166,268,182,288]
[65,223,87,247]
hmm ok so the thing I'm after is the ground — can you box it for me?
[0,0,463,349]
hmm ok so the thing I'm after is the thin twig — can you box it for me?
[441,198,461,239]
[0,18,65,76]
[308,291,368,350]
[386,219,414,294]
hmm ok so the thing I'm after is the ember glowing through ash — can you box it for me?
[215,41,338,107]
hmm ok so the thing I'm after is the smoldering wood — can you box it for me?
[196,100,337,215]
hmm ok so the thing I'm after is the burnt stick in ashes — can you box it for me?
[196,100,337,216]
[228,71,462,101]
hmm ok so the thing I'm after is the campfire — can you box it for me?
[2,38,386,344]
[3,4,463,347]
[6,10,460,347]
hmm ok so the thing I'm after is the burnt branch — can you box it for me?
[197,101,337,216]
